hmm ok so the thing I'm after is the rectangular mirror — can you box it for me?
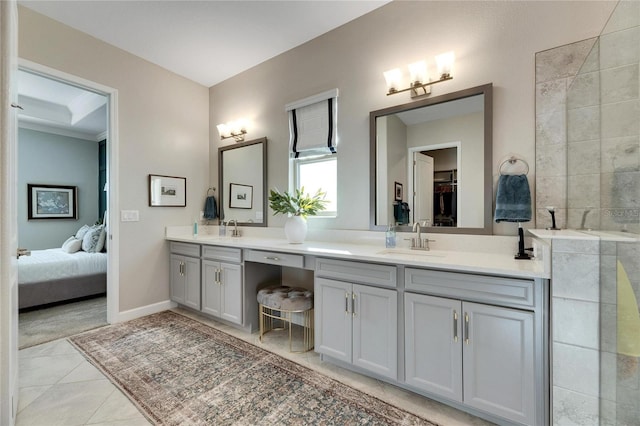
[370,84,493,234]
[218,137,267,226]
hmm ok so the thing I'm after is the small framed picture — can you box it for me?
[149,174,186,207]
[28,184,78,220]
[229,183,253,209]
[394,181,403,201]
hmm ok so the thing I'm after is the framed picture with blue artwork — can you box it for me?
[28,184,78,220]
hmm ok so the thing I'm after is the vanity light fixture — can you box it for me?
[217,119,248,142]
[384,51,455,98]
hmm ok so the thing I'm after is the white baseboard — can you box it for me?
[113,300,177,323]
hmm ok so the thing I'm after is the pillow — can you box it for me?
[75,224,91,240]
[62,237,82,253]
[82,225,106,253]
[61,236,76,248]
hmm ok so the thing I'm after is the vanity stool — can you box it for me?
[257,285,314,353]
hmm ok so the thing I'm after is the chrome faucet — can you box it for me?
[410,221,434,251]
[228,219,241,237]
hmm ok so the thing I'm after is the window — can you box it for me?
[286,88,339,217]
[293,155,337,217]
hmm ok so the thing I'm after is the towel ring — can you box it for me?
[207,187,216,196]
[499,156,529,176]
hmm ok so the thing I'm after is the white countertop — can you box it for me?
[166,228,550,279]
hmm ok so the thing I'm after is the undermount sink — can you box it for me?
[376,248,446,258]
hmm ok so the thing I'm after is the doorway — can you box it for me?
[16,60,119,344]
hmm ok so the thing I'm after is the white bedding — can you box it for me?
[18,248,107,284]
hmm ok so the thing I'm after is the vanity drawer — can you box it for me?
[244,249,304,268]
[170,242,200,258]
[316,258,397,289]
[405,268,535,309]
[202,246,242,263]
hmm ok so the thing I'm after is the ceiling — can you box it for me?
[17,1,388,139]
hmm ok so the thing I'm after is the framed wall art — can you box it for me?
[149,174,186,207]
[394,181,403,201]
[28,184,78,220]
[229,183,253,209]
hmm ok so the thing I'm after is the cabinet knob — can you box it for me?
[464,312,470,345]
[453,310,458,342]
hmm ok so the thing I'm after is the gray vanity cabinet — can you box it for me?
[201,247,243,325]
[405,268,539,425]
[315,259,398,380]
[169,243,201,310]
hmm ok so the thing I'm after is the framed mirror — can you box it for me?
[370,84,492,234]
[218,137,267,226]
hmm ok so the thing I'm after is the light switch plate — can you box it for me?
[121,210,139,222]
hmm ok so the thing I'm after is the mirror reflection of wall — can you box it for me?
[218,138,267,226]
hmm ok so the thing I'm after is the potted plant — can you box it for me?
[268,187,327,243]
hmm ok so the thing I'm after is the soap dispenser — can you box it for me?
[385,223,396,248]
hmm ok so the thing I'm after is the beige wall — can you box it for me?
[18,7,210,313]
[209,0,616,234]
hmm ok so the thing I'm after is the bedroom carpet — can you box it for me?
[69,310,438,426]
[19,296,107,349]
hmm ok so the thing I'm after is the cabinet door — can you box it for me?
[404,293,462,401]
[201,260,221,317]
[170,254,186,304]
[463,302,535,425]
[352,284,397,380]
[315,277,352,363]
[183,256,201,310]
[220,262,243,325]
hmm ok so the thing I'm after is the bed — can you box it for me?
[18,248,107,309]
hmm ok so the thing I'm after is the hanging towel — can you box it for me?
[203,196,217,220]
[494,174,531,223]
[617,260,640,357]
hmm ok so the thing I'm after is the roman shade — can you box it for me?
[286,89,338,158]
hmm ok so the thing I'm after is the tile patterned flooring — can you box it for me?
[17,308,490,425]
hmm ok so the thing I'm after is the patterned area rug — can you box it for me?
[69,310,437,425]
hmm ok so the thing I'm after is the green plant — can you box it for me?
[269,187,327,219]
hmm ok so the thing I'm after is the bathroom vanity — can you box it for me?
[166,229,550,425]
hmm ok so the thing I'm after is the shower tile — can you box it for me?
[567,71,600,109]
[567,106,600,142]
[536,175,566,208]
[552,386,600,426]
[552,297,599,349]
[600,351,618,402]
[601,99,640,139]
[600,27,640,70]
[535,38,598,83]
[600,254,617,305]
[552,238,599,254]
[601,171,640,209]
[552,252,599,301]
[600,302,617,354]
[568,173,600,209]
[601,0,640,35]
[567,140,601,177]
[567,208,600,230]
[601,136,640,174]
[553,343,600,397]
[601,63,639,104]
[537,79,567,115]
[536,144,566,177]
[600,399,617,426]
[536,109,566,146]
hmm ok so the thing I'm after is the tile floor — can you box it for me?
[17,308,490,426]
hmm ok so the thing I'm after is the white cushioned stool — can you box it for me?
[257,285,314,353]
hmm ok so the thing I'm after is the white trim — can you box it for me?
[407,141,461,224]
[285,88,338,111]
[17,119,102,141]
[18,58,120,326]
[115,300,177,323]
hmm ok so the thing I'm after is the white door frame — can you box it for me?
[407,141,461,225]
[18,59,120,324]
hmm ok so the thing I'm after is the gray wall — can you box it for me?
[18,128,98,250]
[209,1,616,234]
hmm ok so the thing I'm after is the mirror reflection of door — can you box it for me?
[413,152,433,225]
